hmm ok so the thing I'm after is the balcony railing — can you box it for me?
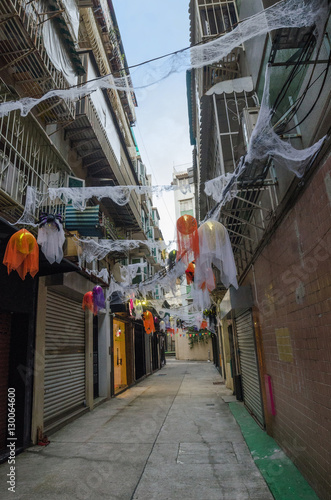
[75,95,142,228]
[0,86,71,220]
[0,0,76,122]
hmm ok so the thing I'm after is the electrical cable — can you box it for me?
[282,49,331,133]
[69,0,290,90]
[272,13,331,130]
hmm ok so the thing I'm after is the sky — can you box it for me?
[112,0,193,245]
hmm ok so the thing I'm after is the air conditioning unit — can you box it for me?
[67,175,85,188]
[242,107,260,150]
[0,158,25,198]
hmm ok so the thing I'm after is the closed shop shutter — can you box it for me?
[44,290,85,429]
[235,309,264,426]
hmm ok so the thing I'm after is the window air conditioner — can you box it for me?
[0,156,25,198]
[242,107,260,151]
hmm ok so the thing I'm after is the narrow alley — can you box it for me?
[0,360,274,500]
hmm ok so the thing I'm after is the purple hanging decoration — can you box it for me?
[93,286,106,314]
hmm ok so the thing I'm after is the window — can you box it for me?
[200,1,237,37]
[177,177,189,187]
[180,199,194,217]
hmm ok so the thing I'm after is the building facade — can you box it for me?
[189,1,331,498]
[0,0,162,457]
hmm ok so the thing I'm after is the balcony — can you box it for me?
[0,82,72,221]
[196,0,242,94]
[64,95,142,231]
[0,0,84,123]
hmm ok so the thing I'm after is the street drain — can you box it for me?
[157,374,167,376]
[213,381,225,385]
[206,404,215,407]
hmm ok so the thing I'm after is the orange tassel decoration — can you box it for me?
[3,229,39,280]
[176,215,199,265]
[82,291,94,314]
[143,310,155,335]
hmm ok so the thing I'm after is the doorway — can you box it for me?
[93,316,99,399]
[113,319,127,394]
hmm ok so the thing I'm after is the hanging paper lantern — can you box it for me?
[196,220,238,289]
[37,213,65,264]
[143,310,155,334]
[93,286,105,314]
[169,316,175,329]
[160,320,166,332]
[176,214,199,264]
[82,291,94,313]
[3,229,39,280]
[168,249,177,266]
[185,260,195,284]
[135,301,143,320]
[201,320,208,330]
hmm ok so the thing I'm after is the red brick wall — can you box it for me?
[246,156,331,499]
[0,313,11,452]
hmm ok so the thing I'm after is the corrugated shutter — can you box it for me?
[44,290,85,428]
[235,309,264,426]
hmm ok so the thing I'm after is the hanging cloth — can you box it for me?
[92,286,106,314]
[82,291,94,313]
[143,310,155,334]
[37,217,65,264]
[196,220,238,289]
[3,229,39,280]
[185,261,195,284]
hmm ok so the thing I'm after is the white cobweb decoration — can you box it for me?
[47,184,189,210]
[0,0,327,118]
[245,65,327,177]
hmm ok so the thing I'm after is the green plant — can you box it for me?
[187,327,210,349]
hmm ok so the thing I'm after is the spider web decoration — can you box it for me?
[0,0,327,118]
[75,237,166,264]
[2,0,328,310]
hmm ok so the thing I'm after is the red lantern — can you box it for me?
[176,215,199,265]
[3,229,39,280]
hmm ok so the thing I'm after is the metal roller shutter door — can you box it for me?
[236,309,264,426]
[44,290,85,428]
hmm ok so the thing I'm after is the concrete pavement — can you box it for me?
[0,360,273,500]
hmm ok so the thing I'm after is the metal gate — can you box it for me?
[44,290,85,429]
[235,309,264,426]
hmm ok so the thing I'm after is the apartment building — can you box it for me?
[189,1,331,497]
[0,0,162,456]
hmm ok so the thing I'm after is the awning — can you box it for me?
[205,76,254,96]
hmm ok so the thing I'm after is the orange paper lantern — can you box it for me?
[176,215,199,264]
[3,229,39,280]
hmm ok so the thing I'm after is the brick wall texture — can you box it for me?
[0,313,11,452]
[246,156,331,499]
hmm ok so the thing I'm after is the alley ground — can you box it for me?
[0,360,274,500]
